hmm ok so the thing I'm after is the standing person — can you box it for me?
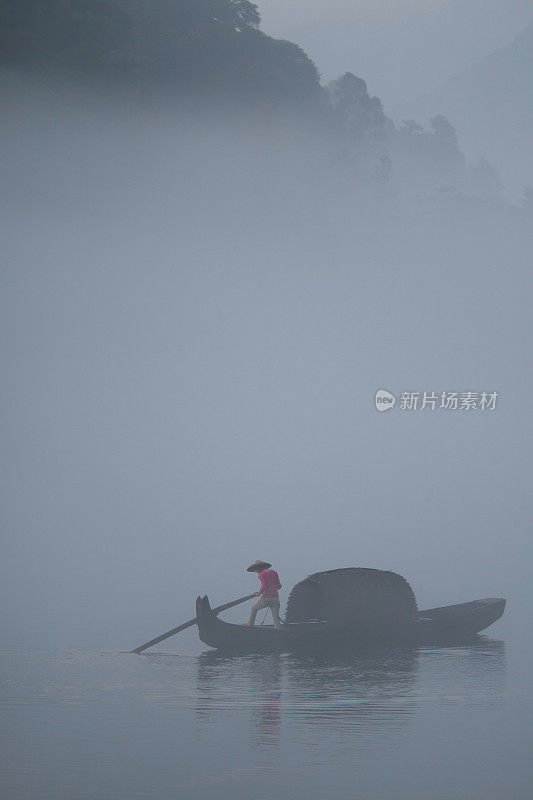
[243,560,282,628]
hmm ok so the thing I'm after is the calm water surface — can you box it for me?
[1,627,531,800]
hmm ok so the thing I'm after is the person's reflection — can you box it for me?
[196,652,283,747]
[249,654,282,747]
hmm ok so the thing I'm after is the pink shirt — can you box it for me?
[258,569,282,598]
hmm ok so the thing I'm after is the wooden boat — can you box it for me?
[195,568,506,653]
[196,595,506,652]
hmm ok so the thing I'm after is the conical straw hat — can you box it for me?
[247,560,272,572]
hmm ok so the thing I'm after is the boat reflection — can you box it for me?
[195,644,420,748]
[413,636,507,705]
[194,636,506,750]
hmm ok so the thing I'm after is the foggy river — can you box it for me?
[1,614,531,799]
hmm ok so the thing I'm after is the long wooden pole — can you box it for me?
[130,592,257,654]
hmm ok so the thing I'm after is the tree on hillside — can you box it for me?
[0,0,320,107]
[328,72,386,140]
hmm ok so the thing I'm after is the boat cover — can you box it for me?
[285,567,418,626]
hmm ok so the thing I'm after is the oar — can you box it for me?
[131,592,257,654]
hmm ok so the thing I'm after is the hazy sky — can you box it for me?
[258,0,533,106]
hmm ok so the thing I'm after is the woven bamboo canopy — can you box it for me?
[285,568,418,627]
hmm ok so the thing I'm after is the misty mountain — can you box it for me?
[1,0,504,199]
[394,23,533,199]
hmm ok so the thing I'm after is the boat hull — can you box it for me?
[195,595,506,653]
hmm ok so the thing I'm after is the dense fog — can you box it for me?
[1,2,531,652]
